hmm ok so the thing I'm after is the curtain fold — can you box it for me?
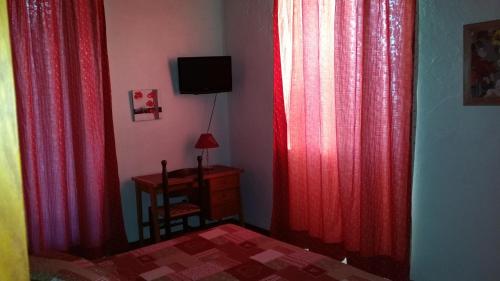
[272,0,415,280]
[8,0,127,258]
[272,0,291,237]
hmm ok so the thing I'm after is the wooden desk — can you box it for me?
[132,165,243,243]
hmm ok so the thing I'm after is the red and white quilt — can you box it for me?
[96,224,388,281]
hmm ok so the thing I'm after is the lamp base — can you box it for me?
[200,150,215,171]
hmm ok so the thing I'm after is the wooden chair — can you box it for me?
[149,156,206,240]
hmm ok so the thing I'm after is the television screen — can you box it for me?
[177,56,232,94]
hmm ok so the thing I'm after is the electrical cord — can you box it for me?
[206,93,218,133]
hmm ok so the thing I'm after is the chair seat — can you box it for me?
[155,202,201,219]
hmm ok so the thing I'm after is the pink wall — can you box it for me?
[104,0,231,241]
[224,0,274,230]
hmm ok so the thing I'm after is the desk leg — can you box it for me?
[135,186,143,244]
[238,190,245,226]
[150,192,161,243]
[239,212,245,226]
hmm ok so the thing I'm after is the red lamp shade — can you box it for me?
[195,133,219,149]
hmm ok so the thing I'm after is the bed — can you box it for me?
[30,224,388,281]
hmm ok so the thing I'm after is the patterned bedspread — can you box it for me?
[97,224,388,281]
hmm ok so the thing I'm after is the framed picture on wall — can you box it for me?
[464,20,500,105]
[129,89,162,121]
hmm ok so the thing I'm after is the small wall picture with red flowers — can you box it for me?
[129,89,162,121]
[464,20,500,105]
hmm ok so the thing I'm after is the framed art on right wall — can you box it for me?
[464,20,500,105]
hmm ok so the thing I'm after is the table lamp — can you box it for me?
[195,133,219,169]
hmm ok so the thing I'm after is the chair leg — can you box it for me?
[199,215,205,229]
[182,217,189,232]
[165,218,171,240]
[148,208,153,242]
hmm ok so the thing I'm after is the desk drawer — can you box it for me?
[210,202,240,220]
[211,188,239,206]
[209,174,239,191]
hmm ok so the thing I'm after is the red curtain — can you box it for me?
[272,0,415,280]
[8,0,127,258]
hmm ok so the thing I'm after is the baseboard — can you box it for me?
[225,219,270,236]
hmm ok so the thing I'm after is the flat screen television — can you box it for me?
[177,56,232,94]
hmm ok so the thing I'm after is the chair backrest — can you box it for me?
[161,160,170,219]
[196,155,203,187]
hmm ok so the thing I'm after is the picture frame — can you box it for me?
[464,20,500,105]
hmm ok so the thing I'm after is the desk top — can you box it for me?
[132,165,242,192]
